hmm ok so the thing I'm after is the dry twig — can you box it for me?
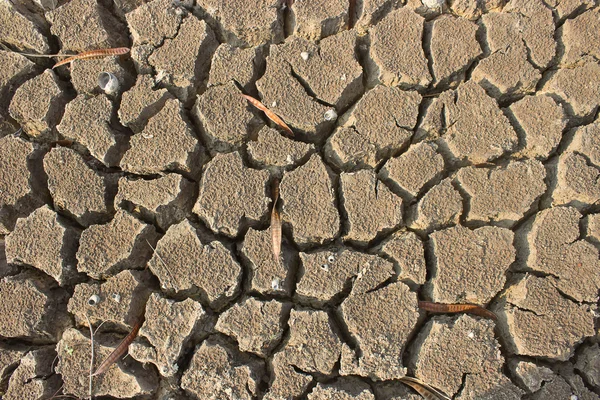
[271,179,282,260]
[399,376,451,400]
[92,318,143,377]
[241,94,294,136]
[52,47,130,69]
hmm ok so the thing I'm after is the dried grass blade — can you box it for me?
[92,317,143,376]
[399,377,451,400]
[271,179,282,260]
[53,47,130,69]
[241,94,293,136]
[418,301,497,320]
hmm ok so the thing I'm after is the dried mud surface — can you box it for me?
[0,0,599,399]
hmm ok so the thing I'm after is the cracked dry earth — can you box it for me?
[1,0,600,399]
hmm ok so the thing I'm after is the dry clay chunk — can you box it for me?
[340,169,403,244]
[456,160,546,227]
[121,99,200,176]
[118,74,173,133]
[576,343,600,389]
[0,51,36,108]
[147,220,242,307]
[280,154,340,246]
[370,7,430,88]
[510,360,555,392]
[297,250,394,304]
[76,210,157,279]
[552,121,600,208]
[268,31,363,110]
[325,86,421,169]
[115,173,195,230]
[429,15,481,83]
[240,228,291,295]
[429,225,515,304]
[0,136,40,232]
[408,177,463,233]
[291,0,348,40]
[256,56,333,139]
[424,81,518,163]
[126,0,182,46]
[68,269,152,328]
[379,230,426,285]
[380,141,444,198]
[181,338,264,400]
[195,0,283,46]
[195,152,269,237]
[6,205,79,285]
[341,266,419,380]
[4,348,61,400]
[530,373,600,400]
[57,328,156,398]
[194,82,260,152]
[560,8,600,65]
[0,273,66,340]
[494,275,595,361]
[308,378,375,400]
[542,61,600,118]
[448,0,504,20]
[208,44,263,91]
[265,352,312,400]
[0,347,25,383]
[412,315,522,399]
[0,2,49,52]
[47,0,126,52]
[273,309,342,376]
[354,0,400,29]
[508,94,566,159]
[215,298,285,357]
[44,147,114,226]
[149,16,218,100]
[520,207,600,303]
[247,126,314,168]
[57,94,123,167]
[130,293,206,377]
[9,69,66,139]
[472,6,550,99]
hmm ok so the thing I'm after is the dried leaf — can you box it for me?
[53,47,130,69]
[271,179,282,260]
[399,377,451,400]
[92,317,143,376]
[418,301,497,320]
[241,94,294,136]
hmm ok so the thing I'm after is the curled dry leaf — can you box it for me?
[271,179,282,260]
[418,301,497,320]
[53,47,130,69]
[92,317,144,376]
[241,94,294,137]
[399,376,451,400]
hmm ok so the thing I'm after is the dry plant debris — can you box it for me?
[0,1,599,399]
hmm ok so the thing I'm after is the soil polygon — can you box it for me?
[118,74,174,133]
[147,220,242,307]
[0,2,49,53]
[279,154,340,246]
[428,225,515,304]
[208,44,263,91]
[6,205,79,285]
[290,0,348,40]
[247,126,314,168]
[379,230,426,285]
[57,94,125,167]
[44,147,115,226]
[408,177,463,233]
[194,151,269,237]
[308,378,375,400]
[125,0,183,47]
[3,347,61,400]
[340,169,403,244]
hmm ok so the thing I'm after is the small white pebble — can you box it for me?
[142,132,154,139]
[467,331,474,339]
[300,51,310,61]
[571,396,578,400]
[324,109,337,121]
[422,0,444,8]
[272,101,277,107]
[321,264,329,271]
[271,278,281,290]
[111,293,121,303]
[286,155,294,164]
[340,73,346,81]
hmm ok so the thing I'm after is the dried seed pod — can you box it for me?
[418,301,497,320]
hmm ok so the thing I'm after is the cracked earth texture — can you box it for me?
[0,0,599,399]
